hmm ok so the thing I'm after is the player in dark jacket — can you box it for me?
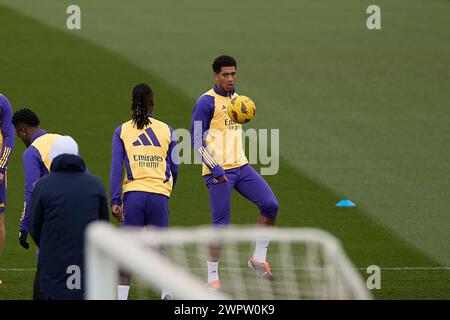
[28,136,109,299]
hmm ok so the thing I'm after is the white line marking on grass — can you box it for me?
[0,269,36,271]
[361,267,450,271]
[178,267,450,271]
[1,267,449,272]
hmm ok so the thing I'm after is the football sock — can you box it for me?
[207,261,219,282]
[253,238,270,262]
[117,285,130,300]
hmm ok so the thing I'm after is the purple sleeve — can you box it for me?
[29,180,44,246]
[0,95,15,173]
[20,147,42,232]
[110,126,124,206]
[168,127,178,188]
[190,95,219,171]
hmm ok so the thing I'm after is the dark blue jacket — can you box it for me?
[29,154,109,300]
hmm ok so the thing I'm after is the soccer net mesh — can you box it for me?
[85,222,371,300]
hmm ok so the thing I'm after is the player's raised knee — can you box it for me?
[261,198,279,218]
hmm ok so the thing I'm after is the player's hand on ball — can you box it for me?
[111,204,124,223]
[18,230,29,250]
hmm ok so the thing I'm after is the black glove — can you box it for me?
[19,230,29,250]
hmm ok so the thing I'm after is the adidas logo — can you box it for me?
[133,127,161,147]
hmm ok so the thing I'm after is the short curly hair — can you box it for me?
[212,55,237,73]
[12,108,40,127]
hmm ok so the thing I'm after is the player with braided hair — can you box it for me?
[130,84,152,130]
[110,83,178,300]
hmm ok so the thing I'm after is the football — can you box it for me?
[227,95,256,124]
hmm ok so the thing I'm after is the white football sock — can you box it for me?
[207,261,219,282]
[117,285,130,300]
[253,238,270,262]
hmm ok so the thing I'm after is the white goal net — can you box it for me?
[85,222,372,300]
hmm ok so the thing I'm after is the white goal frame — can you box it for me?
[85,222,372,300]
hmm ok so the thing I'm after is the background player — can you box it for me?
[190,55,279,290]
[110,83,178,300]
[12,108,63,299]
[0,94,15,286]
[29,136,109,299]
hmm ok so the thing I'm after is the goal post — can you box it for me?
[85,222,227,300]
[85,222,372,300]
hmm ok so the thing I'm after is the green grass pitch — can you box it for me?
[0,0,449,299]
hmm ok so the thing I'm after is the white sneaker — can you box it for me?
[162,293,173,300]
[207,279,222,292]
